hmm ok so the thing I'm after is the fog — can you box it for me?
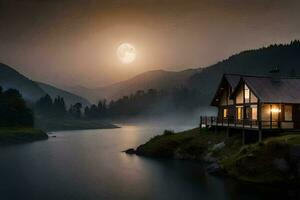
[115,106,217,131]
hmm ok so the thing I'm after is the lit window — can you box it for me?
[251,106,257,120]
[223,108,228,119]
[284,105,293,121]
[244,84,250,102]
[236,87,243,104]
[250,92,258,103]
[237,107,243,120]
[271,104,280,121]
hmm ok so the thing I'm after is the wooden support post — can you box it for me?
[258,130,262,143]
[222,112,224,126]
[214,125,217,134]
[258,119,262,143]
[226,127,229,138]
[242,130,245,145]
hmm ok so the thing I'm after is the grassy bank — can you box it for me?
[135,128,300,184]
[136,128,229,158]
[0,127,48,145]
[35,118,119,132]
[222,134,300,183]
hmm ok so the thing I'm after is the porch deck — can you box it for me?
[200,116,294,130]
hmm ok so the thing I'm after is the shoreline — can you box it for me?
[35,118,120,132]
[0,121,120,145]
[0,127,48,146]
[45,124,120,132]
[124,127,300,185]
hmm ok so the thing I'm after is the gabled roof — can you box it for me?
[233,75,300,104]
[210,74,240,106]
[225,74,240,90]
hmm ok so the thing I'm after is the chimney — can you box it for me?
[269,67,280,83]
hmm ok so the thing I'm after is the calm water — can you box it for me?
[0,125,294,200]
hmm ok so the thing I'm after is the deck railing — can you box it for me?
[199,116,289,130]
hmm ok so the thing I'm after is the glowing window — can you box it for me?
[284,105,292,121]
[236,87,243,104]
[237,107,243,120]
[251,106,257,120]
[244,84,250,103]
[223,108,228,119]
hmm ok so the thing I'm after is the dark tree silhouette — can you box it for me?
[69,103,82,118]
[53,96,67,117]
[35,95,67,118]
[0,86,33,127]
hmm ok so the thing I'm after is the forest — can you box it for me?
[35,86,201,120]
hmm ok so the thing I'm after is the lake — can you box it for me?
[0,124,294,200]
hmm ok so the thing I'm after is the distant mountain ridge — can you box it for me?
[69,68,202,103]
[0,63,90,106]
[69,40,300,105]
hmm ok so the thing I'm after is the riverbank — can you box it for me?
[35,118,119,132]
[0,127,48,145]
[128,128,300,184]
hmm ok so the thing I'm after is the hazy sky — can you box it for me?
[0,0,300,88]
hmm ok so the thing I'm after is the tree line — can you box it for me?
[0,84,204,125]
[34,86,201,120]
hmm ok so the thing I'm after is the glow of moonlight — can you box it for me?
[117,43,136,64]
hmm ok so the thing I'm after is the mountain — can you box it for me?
[69,40,300,106]
[37,82,90,107]
[68,68,202,103]
[0,63,46,102]
[0,63,90,106]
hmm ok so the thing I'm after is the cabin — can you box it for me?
[209,74,240,126]
[200,74,300,142]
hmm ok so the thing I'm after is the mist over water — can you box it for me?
[117,106,217,130]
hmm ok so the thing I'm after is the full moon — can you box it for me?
[117,43,136,64]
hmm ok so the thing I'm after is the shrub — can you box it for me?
[163,130,175,136]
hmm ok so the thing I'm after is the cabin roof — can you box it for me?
[210,74,240,106]
[234,75,300,104]
[224,74,240,90]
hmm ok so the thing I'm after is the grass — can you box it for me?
[221,134,300,183]
[0,127,48,145]
[136,128,226,158]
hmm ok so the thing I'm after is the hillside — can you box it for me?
[0,63,90,106]
[37,82,90,107]
[0,63,46,102]
[69,68,201,103]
